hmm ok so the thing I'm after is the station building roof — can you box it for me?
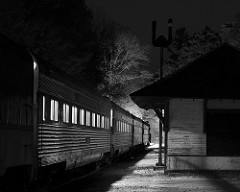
[130,43,240,109]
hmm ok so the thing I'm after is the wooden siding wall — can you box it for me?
[168,156,240,170]
[168,99,206,156]
[207,99,240,109]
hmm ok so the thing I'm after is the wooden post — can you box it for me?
[157,47,164,166]
[160,47,163,79]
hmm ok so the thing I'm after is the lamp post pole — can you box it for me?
[152,19,172,167]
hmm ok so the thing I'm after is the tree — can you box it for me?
[220,15,240,48]
[163,26,221,76]
[0,0,95,76]
[89,17,153,102]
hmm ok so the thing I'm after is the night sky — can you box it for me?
[86,0,240,70]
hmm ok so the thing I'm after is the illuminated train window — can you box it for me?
[110,109,113,127]
[63,103,69,123]
[86,111,91,126]
[117,120,119,132]
[50,99,59,121]
[72,106,77,124]
[118,121,121,132]
[101,116,105,128]
[96,114,100,128]
[79,109,85,125]
[92,112,96,127]
[42,96,46,121]
[105,117,109,129]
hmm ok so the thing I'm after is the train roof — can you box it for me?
[36,55,111,105]
[110,101,134,117]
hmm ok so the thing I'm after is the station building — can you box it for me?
[131,44,240,170]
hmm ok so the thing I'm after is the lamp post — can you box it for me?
[152,19,172,166]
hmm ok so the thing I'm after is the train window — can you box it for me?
[116,120,119,132]
[110,109,113,127]
[80,109,85,125]
[42,96,46,121]
[92,112,96,127]
[72,106,77,124]
[97,114,100,128]
[50,99,59,121]
[63,103,69,123]
[86,110,91,126]
[105,117,109,129]
[107,117,110,129]
[118,121,120,132]
[101,116,105,128]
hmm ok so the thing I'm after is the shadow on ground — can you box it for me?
[50,149,151,192]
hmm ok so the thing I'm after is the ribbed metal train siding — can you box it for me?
[38,74,111,169]
[38,124,110,169]
[112,133,132,150]
[111,103,134,151]
[133,119,143,145]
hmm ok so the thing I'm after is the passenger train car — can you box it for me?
[0,34,150,190]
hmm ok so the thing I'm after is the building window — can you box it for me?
[63,103,69,123]
[50,99,58,121]
[86,110,91,126]
[80,109,85,125]
[206,110,240,156]
[72,106,77,124]
[92,112,96,127]
[42,96,46,121]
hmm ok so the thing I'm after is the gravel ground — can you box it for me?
[52,144,240,192]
